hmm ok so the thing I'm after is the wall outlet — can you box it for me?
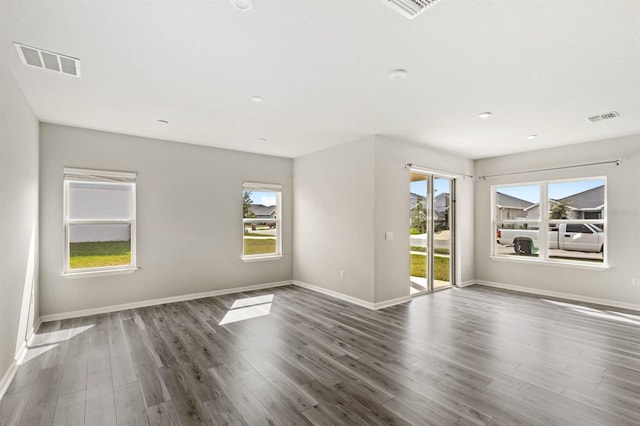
[385,231,394,240]
[632,277,640,287]
[340,270,345,278]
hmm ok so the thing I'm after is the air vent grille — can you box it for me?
[382,0,442,19]
[14,43,81,78]
[586,111,620,123]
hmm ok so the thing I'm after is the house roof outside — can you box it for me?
[410,192,449,221]
[250,204,276,217]
[501,185,605,213]
[556,185,605,210]
[496,192,535,209]
[410,192,424,210]
[434,193,449,212]
[410,192,449,212]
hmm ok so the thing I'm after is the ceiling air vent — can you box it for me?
[585,111,620,123]
[14,43,81,78]
[382,0,442,20]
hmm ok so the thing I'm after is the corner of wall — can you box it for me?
[292,135,377,303]
[0,64,40,397]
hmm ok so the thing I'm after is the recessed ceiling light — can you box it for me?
[526,134,537,139]
[257,138,267,142]
[156,119,169,125]
[231,0,255,10]
[389,69,408,79]
[477,112,492,118]
[251,96,264,103]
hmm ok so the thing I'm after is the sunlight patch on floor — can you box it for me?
[220,303,272,325]
[19,323,95,365]
[230,294,274,309]
[220,294,274,325]
[542,299,640,325]
[29,324,94,347]
[20,344,58,365]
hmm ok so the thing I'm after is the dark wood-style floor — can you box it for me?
[1,285,639,425]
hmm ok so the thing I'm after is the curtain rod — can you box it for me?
[477,159,621,180]
[405,163,474,179]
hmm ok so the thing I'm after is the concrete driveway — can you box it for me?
[410,231,450,250]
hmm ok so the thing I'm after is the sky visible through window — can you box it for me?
[410,179,450,197]
[248,191,276,206]
[497,179,604,203]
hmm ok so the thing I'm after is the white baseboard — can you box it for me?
[293,280,375,309]
[292,280,411,310]
[40,280,293,322]
[14,344,27,368]
[457,280,476,288]
[474,280,640,312]
[0,360,19,402]
[373,295,412,310]
[30,318,42,342]
[0,317,41,401]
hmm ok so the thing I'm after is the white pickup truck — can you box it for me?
[497,223,604,255]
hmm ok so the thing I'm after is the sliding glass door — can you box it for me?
[409,171,454,294]
[433,177,452,289]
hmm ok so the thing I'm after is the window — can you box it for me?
[242,182,282,260]
[63,168,137,275]
[493,177,606,266]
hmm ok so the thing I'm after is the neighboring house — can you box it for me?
[434,193,449,228]
[496,185,605,220]
[495,192,534,220]
[524,185,605,220]
[410,192,450,229]
[409,192,424,210]
[556,185,605,219]
[250,204,277,219]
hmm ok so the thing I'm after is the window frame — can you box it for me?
[491,176,607,268]
[242,182,283,262]
[62,168,137,277]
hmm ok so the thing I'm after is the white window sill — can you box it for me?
[242,255,283,263]
[62,267,139,279]
[490,256,609,271]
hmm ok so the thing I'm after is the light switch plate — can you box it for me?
[385,232,394,240]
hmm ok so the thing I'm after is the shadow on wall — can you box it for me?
[15,222,37,360]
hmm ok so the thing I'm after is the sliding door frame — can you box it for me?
[410,168,456,294]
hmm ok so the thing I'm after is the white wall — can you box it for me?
[293,135,475,305]
[475,134,640,308]
[293,136,376,302]
[373,136,475,302]
[0,66,39,383]
[40,124,293,316]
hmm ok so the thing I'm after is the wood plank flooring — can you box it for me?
[1,284,640,425]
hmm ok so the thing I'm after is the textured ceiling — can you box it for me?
[1,0,639,158]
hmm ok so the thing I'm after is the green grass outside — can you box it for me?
[71,239,279,267]
[410,254,449,282]
[70,241,131,269]
[244,238,276,256]
[410,246,450,255]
